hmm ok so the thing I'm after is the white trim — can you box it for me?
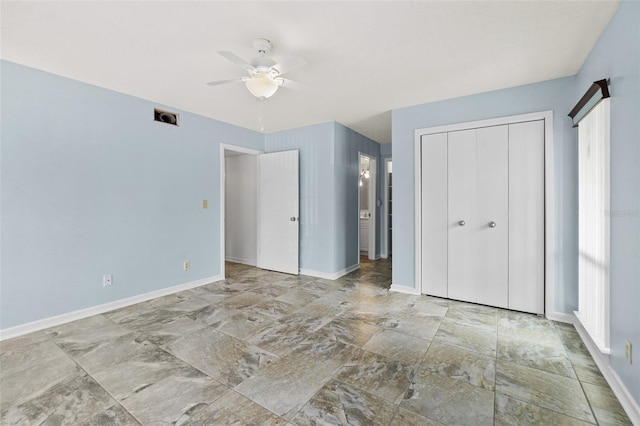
[368,156,377,260]
[543,112,555,319]
[300,264,360,281]
[573,317,640,424]
[546,311,639,423]
[575,312,611,354]
[607,369,640,425]
[383,157,392,259]
[414,111,555,318]
[414,130,423,295]
[220,143,263,280]
[390,284,421,295]
[0,275,223,341]
[414,111,552,137]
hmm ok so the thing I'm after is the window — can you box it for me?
[576,97,610,354]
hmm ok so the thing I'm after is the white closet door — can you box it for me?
[475,126,509,308]
[257,150,299,275]
[447,129,477,303]
[421,133,448,297]
[509,120,545,313]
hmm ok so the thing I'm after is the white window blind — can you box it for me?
[575,98,610,354]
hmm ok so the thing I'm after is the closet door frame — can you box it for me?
[413,110,554,315]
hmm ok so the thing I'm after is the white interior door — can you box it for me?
[447,129,477,303]
[475,126,509,308]
[418,114,547,313]
[257,150,299,275]
[509,120,545,314]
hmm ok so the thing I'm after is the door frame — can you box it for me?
[219,143,263,279]
[382,157,392,259]
[358,152,377,261]
[412,110,555,316]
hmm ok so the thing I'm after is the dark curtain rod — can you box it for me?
[568,79,610,127]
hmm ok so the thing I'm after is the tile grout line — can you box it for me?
[41,329,144,425]
[494,310,499,426]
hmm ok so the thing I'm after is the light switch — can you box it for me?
[103,274,112,287]
[202,200,208,209]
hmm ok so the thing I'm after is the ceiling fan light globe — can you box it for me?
[245,75,279,99]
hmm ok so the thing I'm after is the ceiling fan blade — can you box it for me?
[279,78,308,91]
[217,51,254,70]
[271,56,307,75]
[206,77,247,86]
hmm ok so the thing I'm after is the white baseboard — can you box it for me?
[607,367,640,425]
[390,284,421,295]
[300,264,360,280]
[0,275,224,341]
[224,256,256,266]
[572,317,640,424]
[528,310,639,421]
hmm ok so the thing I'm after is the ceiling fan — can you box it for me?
[207,38,307,100]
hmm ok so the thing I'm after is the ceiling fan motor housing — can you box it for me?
[252,38,272,54]
[250,56,276,69]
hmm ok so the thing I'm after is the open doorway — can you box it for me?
[220,144,262,278]
[358,153,377,261]
[220,144,300,278]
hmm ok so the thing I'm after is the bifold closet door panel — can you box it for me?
[475,125,509,308]
[509,120,545,314]
[447,129,477,303]
[421,133,448,297]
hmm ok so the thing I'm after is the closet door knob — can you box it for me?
[489,221,496,228]
[458,220,466,226]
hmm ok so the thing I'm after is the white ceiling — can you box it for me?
[1,1,619,143]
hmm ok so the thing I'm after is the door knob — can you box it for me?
[489,221,496,228]
[290,217,297,222]
[458,220,466,226]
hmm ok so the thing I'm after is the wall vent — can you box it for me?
[154,108,179,126]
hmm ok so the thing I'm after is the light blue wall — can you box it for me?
[0,61,263,329]
[0,60,382,329]
[264,123,336,274]
[575,0,640,404]
[380,143,392,156]
[392,77,577,311]
[333,123,381,269]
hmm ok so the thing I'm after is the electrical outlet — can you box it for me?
[103,274,112,287]
[183,261,190,271]
[625,340,632,364]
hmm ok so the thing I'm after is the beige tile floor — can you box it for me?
[0,258,632,425]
